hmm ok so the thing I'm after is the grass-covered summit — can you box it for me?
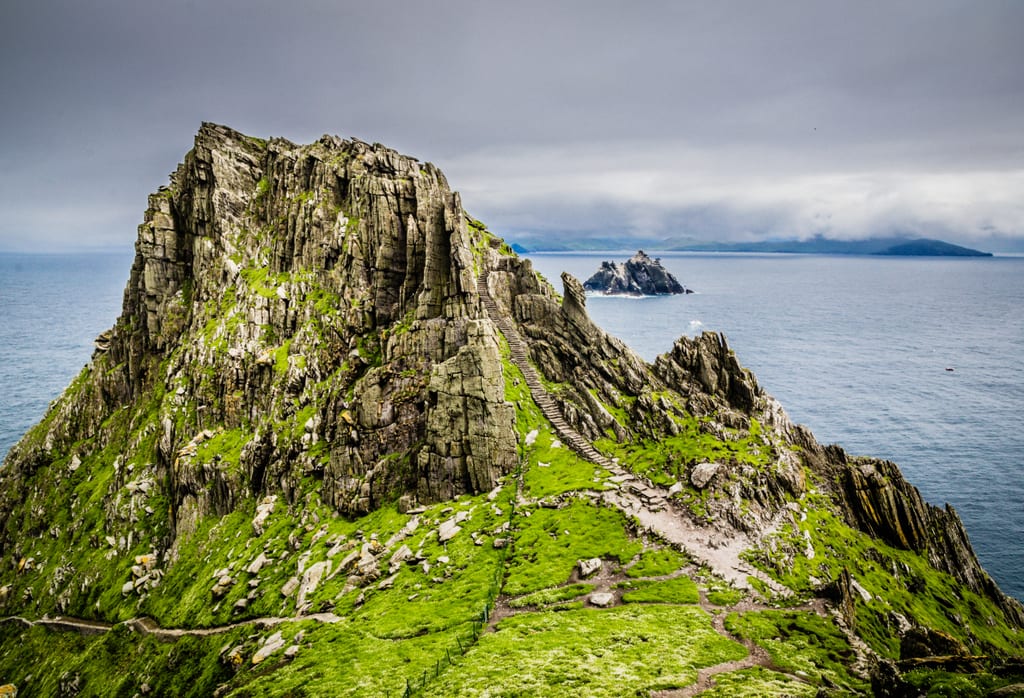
[0,124,1021,696]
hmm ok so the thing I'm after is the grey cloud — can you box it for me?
[1,0,1022,251]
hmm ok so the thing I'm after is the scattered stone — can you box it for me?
[247,552,270,575]
[578,558,602,578]
[492,538,509,549]
[233,598,248,612]
[850,578,873,603]
[280,576,299,598]
[284,645,300,659]
[690,462,724,489]
[296,561,331,608]
[900,626,970,660]
[251,631,285,665]
[211,575,234,598]
[589,592,615,607]
[667,482,684,496]
[378,573,398,590]
[252,495,277,535]
[390,544,413,568]
[338,549,360,572]
[438,517,462,542]
[525,429,539,447]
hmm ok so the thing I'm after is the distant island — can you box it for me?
[511,235,992,257]
[583,250,692,296]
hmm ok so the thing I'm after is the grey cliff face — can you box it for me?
[583,250,690,295]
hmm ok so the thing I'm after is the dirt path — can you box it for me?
[2,611,342,640]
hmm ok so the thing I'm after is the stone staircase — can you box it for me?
[477,271,614,469]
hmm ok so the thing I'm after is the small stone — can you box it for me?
[690,462,724,490]
[390,544,413,566]
[296,561,331,608]
[247,552,270,575]
[251,631,285,665]
[589,592,615,607]
[578,558,602,578]
[281,576,299,598]
[492,538,509,549]
[438,518,461,542]
[284,644,300,659]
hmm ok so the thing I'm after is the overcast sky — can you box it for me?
[1,0,1022,252]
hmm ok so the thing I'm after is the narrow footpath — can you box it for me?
[476,270,789,596]
[1,611,341,640]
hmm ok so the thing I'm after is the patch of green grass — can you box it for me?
[0,621,240,697]
[195,428,248,470]
[725,610,868,694]
[705,585,744,607]
[595,412,770,488]
[509,584,595,609]
[903,668,1009,698]
[421,605,747,697]
[523,427,607,497]
[626,547,689,578]
[504,499,642,596]
[225,619,469,698]
[697,666,817,697]
[746,492,1024,658]
[619,575,700,604]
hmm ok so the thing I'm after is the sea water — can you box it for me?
[1,251,1021,601]
[528,252,1024,602]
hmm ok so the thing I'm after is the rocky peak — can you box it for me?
[583,249,690,295]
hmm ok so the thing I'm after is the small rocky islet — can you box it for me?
[0,123,1022,697]
[583,250,692,296]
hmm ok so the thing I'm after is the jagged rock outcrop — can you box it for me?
[840,454,1024,625]
[2,123,514,538]
[582,250,690,295]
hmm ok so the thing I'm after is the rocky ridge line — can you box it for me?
[478,270,789,596]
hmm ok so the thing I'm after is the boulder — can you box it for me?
[900,626,970,660]
[690,462,724,489]
[578,558,602,578]
[296,561,331,608]
[438,517,462,543]
[252,631,285,665]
